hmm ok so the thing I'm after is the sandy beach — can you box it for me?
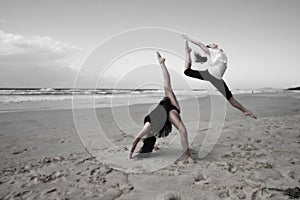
[0,92,300,199]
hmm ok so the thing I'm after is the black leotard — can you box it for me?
[138,97,180,154]
[144,96,180,138]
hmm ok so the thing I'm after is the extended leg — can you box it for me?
[228,97,257,119]
[209,77,257,119]
[168,110,195,164]
[156,52,180,111]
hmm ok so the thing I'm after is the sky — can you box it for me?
[0,0,299,89]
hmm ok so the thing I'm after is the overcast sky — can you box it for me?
[0,0,299,89]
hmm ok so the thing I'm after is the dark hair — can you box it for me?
[138,136,156,153]
[194,52,208,63]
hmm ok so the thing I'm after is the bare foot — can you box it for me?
[244,111,257,119]
[185,41,192,53]
[156,52,165,64]
[185,156,196,164]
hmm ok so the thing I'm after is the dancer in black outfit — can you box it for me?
[183,35,257,119]
[184,67,233,100]
[129,52,195,164]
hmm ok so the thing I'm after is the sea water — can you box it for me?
[0,88,292,113]
[0,88,208,113]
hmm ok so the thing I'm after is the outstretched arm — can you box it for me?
[182,35,211,56]
[129,122,151,159]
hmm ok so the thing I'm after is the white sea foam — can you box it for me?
[0,88,288,113]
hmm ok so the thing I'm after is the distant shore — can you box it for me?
[286,86,300,90]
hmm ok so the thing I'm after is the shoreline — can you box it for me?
[0,91,298,114]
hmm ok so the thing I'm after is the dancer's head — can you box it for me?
[206,43,218,49]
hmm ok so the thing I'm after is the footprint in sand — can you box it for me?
[12,190,32,199]
[89,167,113,185]
[251,187,300,200]
[194,173,207,185]
[32,171,65,183]
[59,139,67,143]
[287,171,295,179]
[101,188,123,200]
[156,191,180,200]
[240,143,258,151]
[218,188,230,198]
[12,148,28,155]
[46,188,58,194]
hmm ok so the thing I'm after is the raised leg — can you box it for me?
[183,41,206,80]
[156,52,180,111]
[168,110,195,164]
[184,40,192,70]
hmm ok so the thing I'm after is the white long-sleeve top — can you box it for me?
[206,48,228,79]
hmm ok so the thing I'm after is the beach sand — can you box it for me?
[0,93,300,199]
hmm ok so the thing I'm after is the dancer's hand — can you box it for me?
[244,111,257,119]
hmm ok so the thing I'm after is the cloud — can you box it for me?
[0,30,81,58]
[0,30,82,87]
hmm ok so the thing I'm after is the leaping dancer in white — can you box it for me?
[182,34,257,119]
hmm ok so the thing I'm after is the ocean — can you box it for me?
[0,88,290,113]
